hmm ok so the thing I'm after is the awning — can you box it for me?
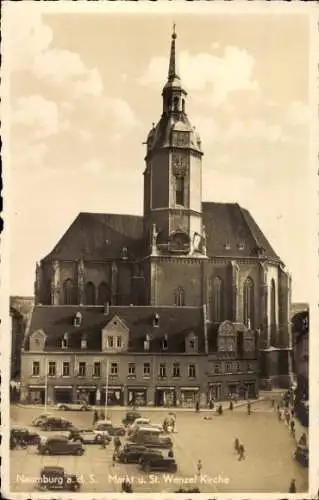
[156,387,175,390]
[128,387,147,390]
[208,382,222,386]
[29,385,45,389]
[180,387,200,391]
[54,386,72,389]
[101,386,123,390]
[77,385,97,389]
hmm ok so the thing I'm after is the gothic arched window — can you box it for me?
[97,282,111,305]
[63,279,74,305]
[270,279,276,345]
[175,177,184,205]
[243,277,254,327]
[174,286,185,307]
[212,277,224,322]
[85,281,96,305]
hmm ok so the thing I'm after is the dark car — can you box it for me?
[11,427,41,446]
[118,444,161,464]
[131,434,173,449]
[122,410,141,426]
[40,417,74,431]
[37,466,81,491]
[294,444,309,468]
[139,451,177,473]
[94,420,125,436]
[38,435,85,456]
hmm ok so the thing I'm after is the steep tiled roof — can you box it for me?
[42,213,144,262]
[202,202,279,260]
[26,305,204,353]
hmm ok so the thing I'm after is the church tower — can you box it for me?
[143,26,205,257]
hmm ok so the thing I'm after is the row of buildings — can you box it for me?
[13,28,298,407]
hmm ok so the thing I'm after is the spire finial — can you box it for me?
[168,24,179,80]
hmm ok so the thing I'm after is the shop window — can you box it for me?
[108,336,114,348]
[78,362,86,377]
[172,363,180,377]
[143,363,151,377]
[116,336,122,348]
[63,362,70,377]
[74,312,82,327]
[93,362,101,377]
[48,361,56,377]
[128,363,136,376]
[159,364,166,378]
[188,364,196,378]
[32,361,40,376]
[111,362,118,375]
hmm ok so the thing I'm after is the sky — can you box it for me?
[4,4,314,302]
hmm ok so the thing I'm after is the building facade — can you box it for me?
[10,296,34,379]
[291,304,309,402]
[20,28,293,405]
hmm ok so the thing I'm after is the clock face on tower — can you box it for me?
[172,153,187,177]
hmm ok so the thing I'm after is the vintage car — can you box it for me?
[94,419,126,436]
[128,418,151,433]
[294,444,309,468]
[68,428,109,444]
[40,416,74,431]
[139,451,177,473]
[11,427,41,446]
[122,410,142,426]
[92,421,113,441]
[37,466,81,491]
[38,435,85,455]
[56,402,91,412]
[32,413,55,427]
[118,444,161,464]
[129,426,173,449]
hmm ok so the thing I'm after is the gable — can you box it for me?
[29,329,47,351]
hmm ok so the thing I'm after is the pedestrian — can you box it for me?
[100,435,106,449]
[290,420,295,438]
[209,399,214,410]
[218,404,223,415]
[285,410,291,426]
[289,479,296,493]
[278,410,282,421]
[276,403,280,412]
[299,432,307,446]
[93,409,99,425]
[195,400,200,412]
[229,400,234,411]
[234,438,240,453]
[247,402,251,415]
[196,459,203,475]
[238,444,245,461]
[271,399,275,408]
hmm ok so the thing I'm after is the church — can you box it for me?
[20,29,293,407]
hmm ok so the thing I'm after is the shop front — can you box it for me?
[127,387,147,407]
[207,383,222,402]
[28,385,45,404]
[53,386,73,404]
[101,386,124,406]
[179,387,200,408]
[227,381,240,399]
[77,385,97,405]
[154,387,176,407]
[243,380,257,399]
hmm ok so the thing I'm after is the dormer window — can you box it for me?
[74,312,82,327]
[238,242,245,251]
[61,333,69,349]
[153,313,160,327]
[225,242,231,250]
[81,335,87,349]
[121,247,128,260]
[162,335,168,351]
[144,334,150,351]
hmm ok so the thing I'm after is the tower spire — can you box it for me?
[168,23,179,81]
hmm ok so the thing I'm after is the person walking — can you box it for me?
[196,459,203,476]
[234,438,240,454]
[289,479,296,493]
[290,420,295,438]
[278,410,282,421]
[218,404,223,415]
[238,444,245,461]
[93,409,99,425]
[100,434,106,449]
[271,399,275,408]
[195,400,200,412]
[247,401,251,415]
[229,400,234,411]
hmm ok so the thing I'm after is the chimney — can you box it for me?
[104,302,110,315]
[203,304,208,354]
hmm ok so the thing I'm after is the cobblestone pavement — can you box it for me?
[9,401,308,494]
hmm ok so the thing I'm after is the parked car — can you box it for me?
[94,419,126,436]
[68,428,107,444]
[11,427,41,446]
[128,418,151,433]
[130,426,173,449]
[40,417,74,431]
[32,413,55,427]
[139,451,177,473]
[56,402,91,412]
[92,422,113,441]
[38,435,85,456]
[122,410,141,426]
[118,444,161,464]
[37,466,81,491]
[294,444,309,468]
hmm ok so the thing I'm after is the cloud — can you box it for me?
[12,95,63,139]
[104,98,141,132]
[286,100,310,126]
[138,46,259,105]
